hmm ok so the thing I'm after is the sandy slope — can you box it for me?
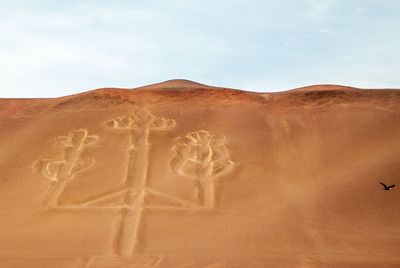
[1,80,400,267]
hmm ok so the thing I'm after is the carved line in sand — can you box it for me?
[0,255,164,268]
[82,255,164,267]
[37,129,99,207]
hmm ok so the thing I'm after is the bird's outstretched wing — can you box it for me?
[380,182,388,188]
[388,184,395,188]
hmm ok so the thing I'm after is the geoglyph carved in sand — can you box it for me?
[35,109,234,265]
[37,129,99,207]
[170,130,234,208]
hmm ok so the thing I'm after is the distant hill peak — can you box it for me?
[136,79,212,90]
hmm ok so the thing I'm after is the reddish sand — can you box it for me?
[0,80,400,267]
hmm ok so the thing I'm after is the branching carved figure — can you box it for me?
[38,129,99,206]
[170,130,233,208]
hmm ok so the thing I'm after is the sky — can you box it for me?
[1,0,400,97]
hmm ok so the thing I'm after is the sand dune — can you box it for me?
[1,80,400,267]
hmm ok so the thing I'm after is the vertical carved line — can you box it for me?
[108,109,175,256]
[117,122,150,256]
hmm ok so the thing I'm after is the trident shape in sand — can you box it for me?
[105,108,176,256]
[36,111,233,262]
[38,129,99,207]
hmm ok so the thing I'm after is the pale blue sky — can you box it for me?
[1,0,399,97]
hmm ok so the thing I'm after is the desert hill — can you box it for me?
[1,80,400,267]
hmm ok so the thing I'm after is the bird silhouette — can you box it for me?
[379,182,395,191]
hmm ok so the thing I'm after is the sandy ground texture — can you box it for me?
[1,79,400,267]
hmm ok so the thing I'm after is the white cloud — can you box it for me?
[305,0,338,21]
[352,7,365,15]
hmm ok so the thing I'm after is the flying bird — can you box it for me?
[379,182,395,191]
